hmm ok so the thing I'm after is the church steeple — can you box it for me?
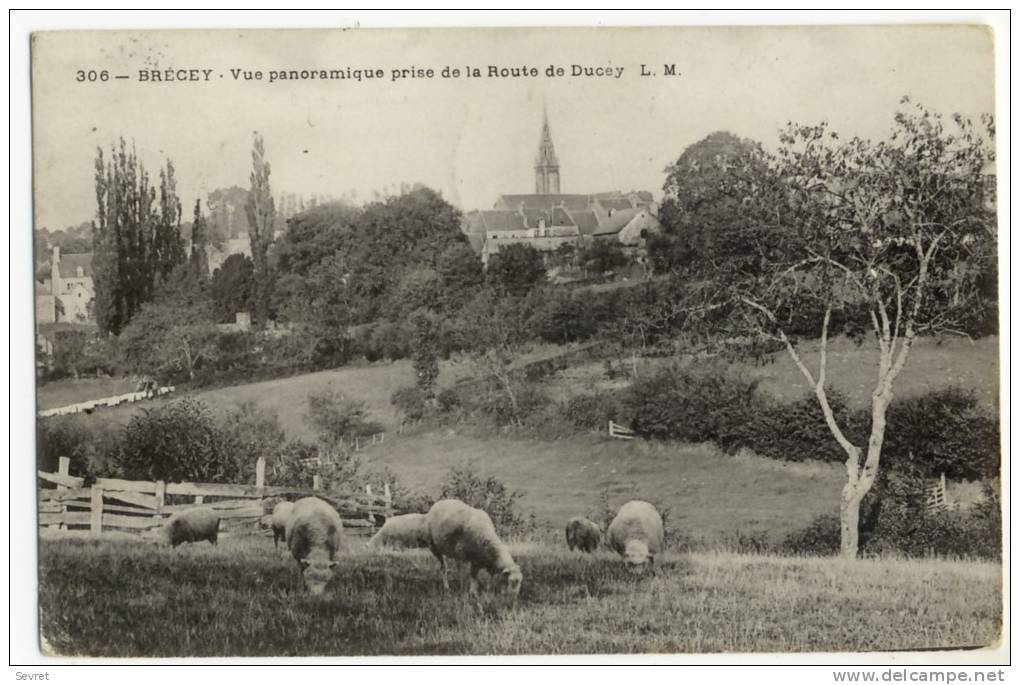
[534,107,561,194]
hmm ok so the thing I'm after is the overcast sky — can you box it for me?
[31,25,995,232]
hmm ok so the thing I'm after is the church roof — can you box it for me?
[596,198,636,213]
[551,207,576,227]
[566,209,600,236]
[478,210,526,233]
[497,194,592,212]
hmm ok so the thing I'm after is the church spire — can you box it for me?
[535,106,561,194]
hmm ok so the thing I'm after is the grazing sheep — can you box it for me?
[271,501,295,549]
[285,497,345,595]
[565,516,602,553]
[606,500,664,571]
[162,508,220,548]
[367,513,430,550]
[425,499,522,598]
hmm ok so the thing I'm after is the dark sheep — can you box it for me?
[565,516,602,553]
[162,508,220,547]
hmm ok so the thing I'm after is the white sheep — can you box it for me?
[367,513,430,550]
[565,516,602,553]
[606,500,664,571]
[285,497,345,595]
[161,508,220,547]
[271,500,295,548]
[425,499,522,598]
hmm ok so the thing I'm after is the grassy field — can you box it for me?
[557,336,1000,412]
[38,535,1002,657]
[35,376,139,411]
[367,433,844,543]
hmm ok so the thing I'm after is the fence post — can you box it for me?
[313,475,322,491]
[54,456,70,530]
[90,487,104,537]
[384,482,392,517]
[365,485,374,524]
[255,457,266,498]
[195,495,205,505]
[154,480,166,522]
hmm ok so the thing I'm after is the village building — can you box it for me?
[463,109,663,265]
[36,246,95,325]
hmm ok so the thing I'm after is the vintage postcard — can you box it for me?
[28,24,1003,660]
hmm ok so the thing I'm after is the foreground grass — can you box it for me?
[39,536,1001,657]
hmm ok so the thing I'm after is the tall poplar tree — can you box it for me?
[189,198,210,279]
[245,132,276,326]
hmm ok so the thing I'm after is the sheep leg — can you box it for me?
[468,565,481,596]
[438,555,450,591]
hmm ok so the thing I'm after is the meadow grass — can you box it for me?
[369,433,844,542]
[38,535,1001,657]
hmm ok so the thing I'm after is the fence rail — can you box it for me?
[925,473,951,512]
[608,420,636,440]
[37,455,394,539]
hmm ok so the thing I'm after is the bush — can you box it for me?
[438,462,536,538]
[115,398,242,483]
[562,392,623,431]
[219,401,286,472]
[782,514,841,556]
[730,391,860,463]
[268,440,363,491]
[391,385,428,423]
[624,363,760,443]
[305,389,384,447]
[784,478,1001,560]
[436,387,462,413]
[476,382,552,427]
[36,415,119,482]
[881,387,1000,481]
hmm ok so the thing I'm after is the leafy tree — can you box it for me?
[210,253,256,323]
[245,132,276,326]
[486,243,546,297]
[410,308,441,399]
[274,201,361,277]
[387,267,444,319]
[152,160,186,283]
[730,100,995,557]
[118,263,216,381]
[343,185,465,322]
[436,242,484,309]
[91,139,182,334]
[654,131,769,277]
[579,239,628,276]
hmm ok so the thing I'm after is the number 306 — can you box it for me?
[76,70,109,82]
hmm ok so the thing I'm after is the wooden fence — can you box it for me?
[38,456,394,539]
[297,433,387,468]
[925,473,951,513]
[608,420,636,440]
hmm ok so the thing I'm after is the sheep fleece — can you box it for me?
[369,513,430,549]
[565,516,602,552]
[164,508,220,547]
[606,500,664,559]
[285,497,345,564]
[426,499,516,575]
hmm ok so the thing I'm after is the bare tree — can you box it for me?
[735,99,995,556]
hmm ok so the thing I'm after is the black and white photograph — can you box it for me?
[17,16,1007,664]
